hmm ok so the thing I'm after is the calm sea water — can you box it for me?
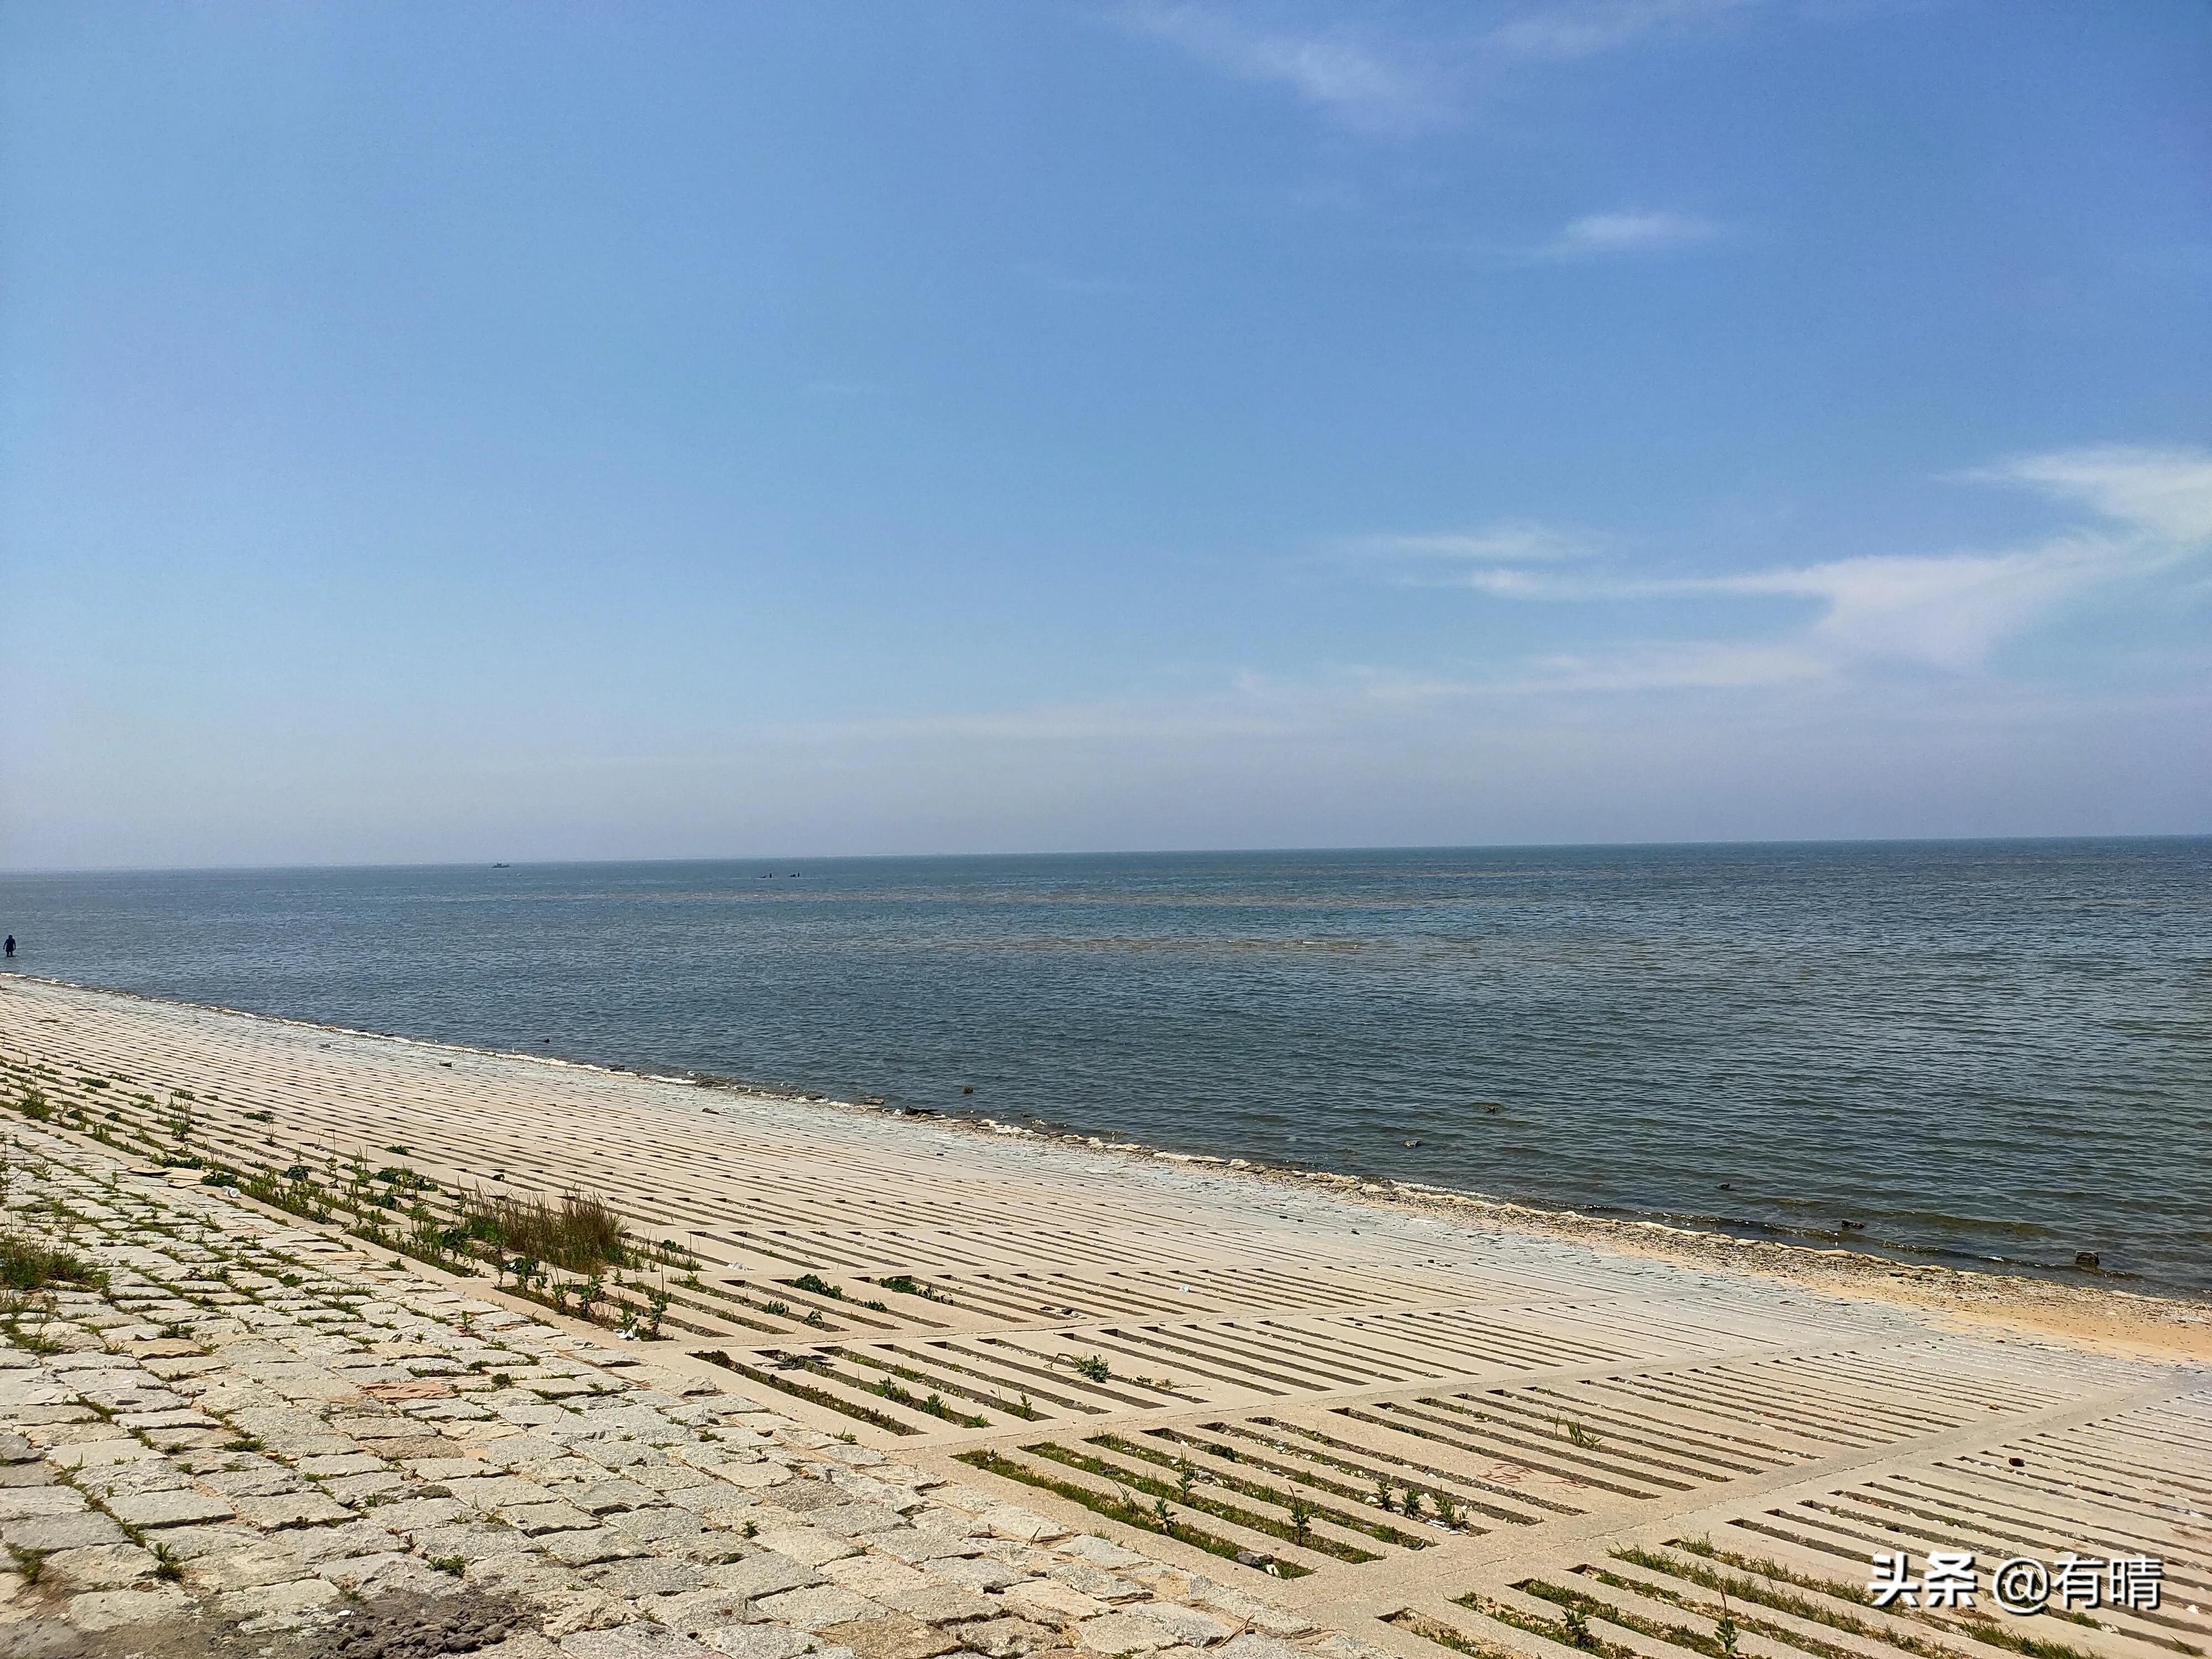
[2,842,2207,1292]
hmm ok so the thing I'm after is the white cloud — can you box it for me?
[1118,4,1454,135]
[1487,0,1759,62]
[1516,641,1834,691]
[1536,210,1721,259]
[1356,444,2212,679]
[1691,447,2212,670]
[1698,544,2114,671]
[1121,0,1765,134]
[1971,445,2212,544]
[1347,519,1598,567]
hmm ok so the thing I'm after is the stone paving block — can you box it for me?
[39,1542,159,1590]
[1126,1604,1236,1647]
[975,1507,1065,1545]
[455,1475,555,1509]
[234,1488,357,1527]
[296,1451,389,1477]
[183,1540,316,1592]
[3,1511,128,1552]
[407,1454,496,1479]
[373,1494,476,1531]
[956,1619,1060,1659]
[564,1627,714,1658]
[328,1551,462,1597]
[811,1502,907,1538]
[575,1478,659,1513]
[612,1509,712,1548]
[1073,1611,1179,1655]
[131,1519,263,1561]
[1044,1563,1141,1603]
[754,1526,859,1567]
[706,1552,823,1600]
[323,1469,409,1504]
[895,1586,995,1624]
[589,1558,714,1598]
[1003,1580,1107,1624]
[1191,1590,1310,1638]
[0,1487,86,1520]
[632,1588,761,1635]
[696,1627,813,1659]
[66,1584,194,1632]
[212,1573,342,1629]
[925,1558,1027,1594]
[546,1526,654,1567]
[287,1517,408,1563]
[507,1499,601,1535]
[44,1438,158,1471]
[754,1585,886,1631]
[817,1612,959,1659]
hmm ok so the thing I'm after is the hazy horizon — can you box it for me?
[4,3,2208,869]
[6,830,2208,881]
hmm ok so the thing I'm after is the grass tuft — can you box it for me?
[0,1233,107,1292]
[457,1187,628,1272]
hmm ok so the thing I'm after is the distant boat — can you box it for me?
[492,862,510,868]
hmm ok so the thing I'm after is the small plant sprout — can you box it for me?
[1563,1603,1594,1650]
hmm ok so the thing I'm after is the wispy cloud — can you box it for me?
[1684,448,2212,671]
[1487,0,1760,62]
[1345,519,1599,567]
[1690,542,2114,671]
[1515,640,1834,691]
[1120,1,1767,134]
[1970,445,2212,543]
[1119,3,1455,135]
[1533,210,1722,259]
[1357,445,2212,682]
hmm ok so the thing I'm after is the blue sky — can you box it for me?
[3,1,2207,868]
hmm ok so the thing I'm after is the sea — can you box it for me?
[2,840,2206,1293]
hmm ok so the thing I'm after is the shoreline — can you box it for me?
[3,971,2210,1659]
[4,968,2208,1366]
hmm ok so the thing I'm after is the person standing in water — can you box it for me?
[3,936,13,959]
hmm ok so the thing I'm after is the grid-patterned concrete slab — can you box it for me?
[2,975,2206,1659]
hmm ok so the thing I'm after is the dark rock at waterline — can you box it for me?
[2075,1250,2100,1269]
